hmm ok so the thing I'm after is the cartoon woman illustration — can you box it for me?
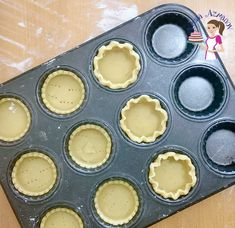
[203,20,225,60]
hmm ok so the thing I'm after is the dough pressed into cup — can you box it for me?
[40,207,84,228]
[11,152,57,196]
[149,152,197,200]
[68,124,112,169]
[120,95,168,143]
[93,41,141,89]
[94,179,139,226]
[0,97,31,142]
[41,70,85,114]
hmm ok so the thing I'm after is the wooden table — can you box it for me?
[0,1,235,227]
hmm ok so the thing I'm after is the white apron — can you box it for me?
[205,37,217,60]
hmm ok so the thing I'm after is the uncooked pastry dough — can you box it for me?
[0,98,31,142]
[12,152,57,196]
[41,70,85,114]
[68,124,112,168]
[40,207,84,228]
[149,152,197,200]
[120,95,168,143]
[93,41,141,89]
[94,180,139,225]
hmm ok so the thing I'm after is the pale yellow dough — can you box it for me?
[12,152,57,196]
[94,180,139,225]
[41,70,85,114]
[120,95,168,143]
[68,124,112,168]
[40,208,84,228]
[149,152,197,200]
[0,98,31,142]
[93,41,141,89]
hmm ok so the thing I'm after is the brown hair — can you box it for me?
[207,20,225,35]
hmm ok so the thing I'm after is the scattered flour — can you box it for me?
[7,58,33,72]
[95,0,138,32]
[18,21,26,28]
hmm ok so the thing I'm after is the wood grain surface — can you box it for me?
[0,1,235,228]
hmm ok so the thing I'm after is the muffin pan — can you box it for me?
[0,3,235,228]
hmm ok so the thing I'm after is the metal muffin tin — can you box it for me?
[0,3,235,228]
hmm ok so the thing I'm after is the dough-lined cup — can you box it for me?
[11,152,57,196]
[94,179,139,226]
[40,207,84,228]
[68,124,112,169]
[0,97,31,142]
[41,70,85,114]
[149,152,197,200]
[120,95,168,143]
[93,41,141,89]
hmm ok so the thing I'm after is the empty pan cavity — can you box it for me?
[201,121,235,174]
[178,76,214,112]
[173,66,226,118]
[146,12,197,63]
